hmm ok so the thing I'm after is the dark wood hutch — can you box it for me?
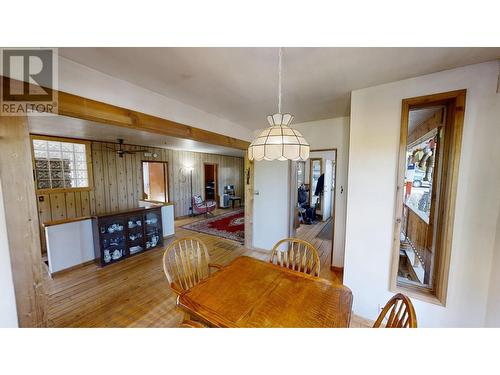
[92,206,163,267]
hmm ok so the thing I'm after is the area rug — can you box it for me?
[181,209,245,244]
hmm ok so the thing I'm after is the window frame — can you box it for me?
[390,89,466,306]
[30,134,94,194]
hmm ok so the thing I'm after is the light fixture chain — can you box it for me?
[278,47,282,114]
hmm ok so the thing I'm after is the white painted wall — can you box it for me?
[0,182,18,327]
[485,210,500,326]
[344,61,500,327]
[58,56,254,142]
[45,219,95,274]
[294,118,350,268]
[253,161,290,250]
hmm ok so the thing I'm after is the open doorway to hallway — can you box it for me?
[203,163,218,205]
[142,161,169,203]
[292,149,338,280]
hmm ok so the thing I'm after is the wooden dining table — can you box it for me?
[177,256,353,328]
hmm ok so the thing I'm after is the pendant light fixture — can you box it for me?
[248,48,310,161]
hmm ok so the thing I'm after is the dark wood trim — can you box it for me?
[203,162,219,207]
[330,266,344,272]
[310,148,337,152]
[142,200,174,206]
[2,76,250,150]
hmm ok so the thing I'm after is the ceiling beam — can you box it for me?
[1,76,250,150]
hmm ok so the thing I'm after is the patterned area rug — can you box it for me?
[181,209,245,244]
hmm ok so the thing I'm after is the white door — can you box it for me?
[252,161,290,250]
[322,159,333,220]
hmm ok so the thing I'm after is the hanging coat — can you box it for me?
[314,174,324,196]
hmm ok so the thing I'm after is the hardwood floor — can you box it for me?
[43,209,346,327]
[295,217,342,282]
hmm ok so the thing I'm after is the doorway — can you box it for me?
[203,163,218,205]
[292,149,337,277]
[142,161,169,203]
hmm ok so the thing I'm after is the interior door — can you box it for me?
[252,160,290,249]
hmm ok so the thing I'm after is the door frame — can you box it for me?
[141,160,169,203]
[330,150,338,269]
[202,162,219,207]
[291,149,338,269]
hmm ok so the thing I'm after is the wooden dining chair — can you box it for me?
[162,237,223,295]
[269,238,321,277]
[373,293,417,328]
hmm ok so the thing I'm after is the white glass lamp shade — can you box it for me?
[248,113,310,161]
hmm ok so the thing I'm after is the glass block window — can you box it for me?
[32,138,90,190]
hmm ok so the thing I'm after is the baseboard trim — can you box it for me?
[51,259,95,277]
[330,266,344,272]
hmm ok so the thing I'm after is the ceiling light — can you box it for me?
[248,48,310,161]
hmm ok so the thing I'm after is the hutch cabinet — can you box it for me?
[92,206,163,267]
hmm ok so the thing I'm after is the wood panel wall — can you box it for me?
[405,206,432,283]
[408,108,444,145]
[36,140,244,235]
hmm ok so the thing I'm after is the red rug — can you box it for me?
[181,209,245,243]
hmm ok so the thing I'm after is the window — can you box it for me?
[391,90,466,305]
[31,136,91,191]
